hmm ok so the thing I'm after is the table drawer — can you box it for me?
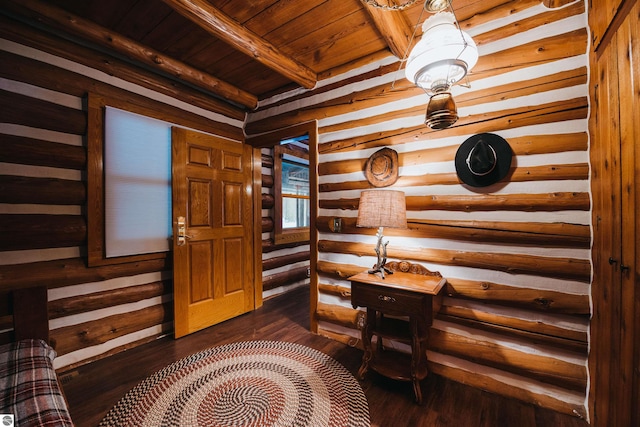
[351,281,429,317]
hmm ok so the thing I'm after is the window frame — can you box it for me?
[246,121,316,248]
[87,93,173,266]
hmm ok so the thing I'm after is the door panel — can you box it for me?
[224,238,243,293]
[172,128,254,338]
[189,242,213,302]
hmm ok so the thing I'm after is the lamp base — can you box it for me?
[367,226,395,279]
[367,263,394,279]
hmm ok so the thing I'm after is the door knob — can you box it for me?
[176,216,192,246]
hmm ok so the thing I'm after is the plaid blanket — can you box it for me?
[0,339,74,427]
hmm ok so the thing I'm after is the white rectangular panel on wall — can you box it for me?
[104,107,172,258]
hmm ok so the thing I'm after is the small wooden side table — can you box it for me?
[350,261,445,404]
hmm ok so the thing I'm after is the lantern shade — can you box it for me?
[356,190,407,229]
[405,12,478,93]
[426,91,458,129]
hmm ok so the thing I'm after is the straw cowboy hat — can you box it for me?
[364,147,399,187]
[455,133,513,187]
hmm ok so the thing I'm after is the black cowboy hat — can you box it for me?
[455,133,513,187]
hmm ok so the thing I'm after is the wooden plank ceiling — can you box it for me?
[4,0,483,110]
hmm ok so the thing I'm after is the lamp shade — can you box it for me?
[356,190,407,229]
[405,12,478,93]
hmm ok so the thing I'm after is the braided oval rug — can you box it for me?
[98,340,370,427]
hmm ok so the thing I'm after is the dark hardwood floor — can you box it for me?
[61,286,589,427]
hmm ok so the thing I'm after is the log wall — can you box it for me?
[1,0,595,418]
[0,20,247,370]
[246,0,590,418]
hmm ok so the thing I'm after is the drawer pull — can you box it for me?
[378,295,396,303]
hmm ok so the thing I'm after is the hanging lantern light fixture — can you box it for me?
[404,2,478,129]
[423,0,452,12]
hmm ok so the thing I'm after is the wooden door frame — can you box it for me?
[246,120,318,328]
[252,144,264,309]
[588,0,640,424]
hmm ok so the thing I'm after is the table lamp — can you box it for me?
[356,190,407,278]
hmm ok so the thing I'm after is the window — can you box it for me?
[278,143,309,227]
[87,93,177,267]
[274,137,310,244]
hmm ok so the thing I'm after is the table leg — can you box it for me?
[410,316,425,404]
[358,308,375,380]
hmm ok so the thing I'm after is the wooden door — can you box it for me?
[172,127,255,338]
[588,0,640,425]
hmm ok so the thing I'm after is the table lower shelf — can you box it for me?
[366,348,428,382]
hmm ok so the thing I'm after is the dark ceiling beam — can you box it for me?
[361,3,414,59]
[160,0,318,90]
[5,0,258,109]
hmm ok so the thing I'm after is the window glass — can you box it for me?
[104,107,172,258]
[281,156,309,229]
